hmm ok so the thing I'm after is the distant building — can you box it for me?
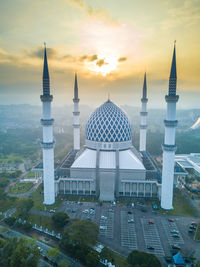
[175,153,200,176]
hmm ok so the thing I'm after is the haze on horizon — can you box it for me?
[0,0,199,109]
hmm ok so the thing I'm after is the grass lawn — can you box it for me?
[158,189,198,217]
[61,195,98,202]
[9,182,34,194]
[30,184,63,211]
[25,171,35,178]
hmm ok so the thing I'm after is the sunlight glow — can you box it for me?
[86,54,118,76]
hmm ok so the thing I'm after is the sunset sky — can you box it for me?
[0,0,199,108]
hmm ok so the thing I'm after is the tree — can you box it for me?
[60,220,99,249]
[0,178,9,188]
[52,212,69,228]
[0,188,7,200]
[0,237,40,267]
[16,198,33,219]
[58,259,72,267]
[127,250,161,267]
[60,220,99,264]
[85,250,99,267]
[100,247,114,263]
[46,248,59,262]
[4,217,16,226]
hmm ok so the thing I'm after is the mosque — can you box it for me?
[35,43,181,210]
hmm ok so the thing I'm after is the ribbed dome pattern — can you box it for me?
[86,100,132,143]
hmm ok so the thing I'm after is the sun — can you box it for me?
[86,54,118,76]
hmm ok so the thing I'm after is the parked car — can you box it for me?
[148,220,154,225]
[172,244,181,250]
[191,222,198,226]
[49,209,55,213]
[172,233,180,238]
[188,229,195,233]
[82,209,89,214]
[141,208,147,212]
[100,225,107,230]
[128,219,134,223]
[147,246,154,250]
[101,216,107,220]
[171,229,179,234]
[168,218,175,222]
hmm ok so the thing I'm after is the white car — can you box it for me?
[49,209,55,213]
[101,215,107,220]
[100,225,107,230]
[82,209,89,214]
[128,219,134,223]
[131,203,135,208]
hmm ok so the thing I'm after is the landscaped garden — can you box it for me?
[9,182,34,194]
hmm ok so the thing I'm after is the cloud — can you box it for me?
[96,59,108,67]
[67,0,86,8]
[88,54,98,62]
[80,54,98,62]
[66,0,117,24]
[60,54,75,62]
[162,0,200,29]
[118,57,127,62]
[26,47,58,59]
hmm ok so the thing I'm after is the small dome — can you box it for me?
[85,100,132,150]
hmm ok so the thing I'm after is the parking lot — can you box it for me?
[59,201,199,259]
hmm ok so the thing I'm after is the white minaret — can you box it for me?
[73,73,80,150]
[161,43,179,210]
[40,44,55,205]
[140,73,148,151]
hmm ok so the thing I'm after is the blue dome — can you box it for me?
[86,100,132,143]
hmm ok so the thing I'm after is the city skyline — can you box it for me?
[0,0,199,108]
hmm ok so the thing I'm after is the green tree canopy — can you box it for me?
[60,220,99,249]
[60,220,99,264]
[52,212,69,228]
[100,247,114,263]
[0,237,40,267]
[46,248,59,261]
[85,250,99,267]
[0,178,9,188]
[127,250,161,267]
[16,198,33,219]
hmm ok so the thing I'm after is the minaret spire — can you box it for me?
[139,72,148,151]
[43,44,50,96]
[161,43,179,210]
[73,73,80,150]
[142,72,147,99]
[74,73,79,100]
[169,41,177,96]
[40,44,55,205]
